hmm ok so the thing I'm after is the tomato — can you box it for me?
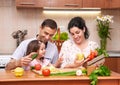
[91,52,95,58]
[35,64,41,70]
[89,50,99,60]
[42,68,50,76]
[93,50,98,57]
[88,55,92,61]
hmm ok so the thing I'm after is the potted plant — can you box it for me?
[96,15,113,50]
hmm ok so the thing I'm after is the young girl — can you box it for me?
[24,40,62,70]
[24,40,49,70]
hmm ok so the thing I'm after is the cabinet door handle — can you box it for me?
[64,4,79,7]
[20,2,35,5]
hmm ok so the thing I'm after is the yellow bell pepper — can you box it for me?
[14,67,24,77]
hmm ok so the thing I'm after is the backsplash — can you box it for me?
[0,55,11,67]
[0,0,120,54]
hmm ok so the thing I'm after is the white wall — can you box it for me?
[0,0,120,54]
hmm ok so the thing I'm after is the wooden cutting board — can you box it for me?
[32,68,78,75]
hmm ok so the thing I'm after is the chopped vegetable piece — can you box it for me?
[50,71,76,76]
[76,70,82,76]
[32,54,38,60]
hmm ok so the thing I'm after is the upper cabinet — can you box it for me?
[15,0,82,9]
[105,0,120,9]
[15,0,51,8]
[15,0,120,9]
[49,0,82,9]
[16,0,37,8]
[82,0,105,8]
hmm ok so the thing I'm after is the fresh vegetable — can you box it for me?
[83,50,98,63]
[88,50,98,61]
[81,67,87,75]
[60,32,69,40]
[76,70,82,76]
[96,48,109,57]
[52,32,69,40]
[32,54,38,60]
[30,66,35,70]
[35,64,41,70]
[50,71,76,76]
[76,53,84,60]
[42,65,57,72]
[40,67,87,76]
[14,67,24,77]
[89,65,111,85]
[42,68,51,76]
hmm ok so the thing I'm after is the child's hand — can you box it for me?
[54,54,63,68]
[58,53,64,64]
[57,57,63,64]
[29,52,38,58]
[20,52,37,66]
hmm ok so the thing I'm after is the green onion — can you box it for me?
[50,71,76,76]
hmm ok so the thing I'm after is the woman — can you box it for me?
[59,16,99,68]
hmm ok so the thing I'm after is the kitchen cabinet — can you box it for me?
[15,0,82,9]
[104,57,120,73]
[15,0,51,8]
[36,0,51,8]
[82,0,105,8]
[49,0,82,9]
[16,0,120,9]
[16,0,37,8]
[105,0,120,9]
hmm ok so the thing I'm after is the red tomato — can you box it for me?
[91,52,95,59]
[35,64,41,70]
[94,50,98,57]
[42,68,50,76]
[88,55,93,61]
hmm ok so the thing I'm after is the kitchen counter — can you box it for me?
[0,69,120,85]
[108,51,120,57]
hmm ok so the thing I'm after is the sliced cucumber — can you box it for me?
[32,54,38,60]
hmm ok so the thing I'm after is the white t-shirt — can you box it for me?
[11,38,59,64]
[59,39,99,68]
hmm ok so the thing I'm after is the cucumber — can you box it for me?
[32,54,38,60]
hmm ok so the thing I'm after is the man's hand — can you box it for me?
[5,52,37,70]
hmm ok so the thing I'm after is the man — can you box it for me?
[5,19,59,70]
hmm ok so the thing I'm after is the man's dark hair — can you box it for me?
[41,19,57,29]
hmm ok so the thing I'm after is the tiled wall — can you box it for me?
[0,0,120,54]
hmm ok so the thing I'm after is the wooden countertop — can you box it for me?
[1,69,120,81]
[0,69,120,85]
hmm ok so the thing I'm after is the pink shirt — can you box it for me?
[24,59,50,70]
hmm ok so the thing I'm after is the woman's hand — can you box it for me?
[74,56,85,67]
